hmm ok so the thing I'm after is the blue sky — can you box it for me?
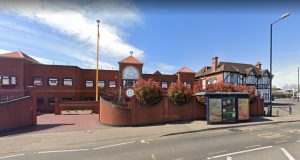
[0,0,299,88]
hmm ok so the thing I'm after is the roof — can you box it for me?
[196,61,270,78]
[119,55,142,64]
[0,51,39,64]
[153,70,162,75]
[177,66,194,73]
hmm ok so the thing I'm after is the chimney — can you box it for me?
[212,57,218,71]
[256,62,262,69]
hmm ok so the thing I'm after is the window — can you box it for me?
[37,98,44,105]
[10,76,17,85]
[48,98,55,105]
[62,97,73,102]
[184,82,192,89]
[2,76,10,85]
[33,77,43,86]
[161,81,168,89]
[49,78,58,86]
[63,78,73,86]
[98,80,105,88]
[202,79,206,90]
[85,80,93,87]
[246,76,256,84]
[109,81,116,88]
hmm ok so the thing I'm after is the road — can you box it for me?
[1,121,300,160]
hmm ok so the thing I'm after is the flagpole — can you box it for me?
[96,19,100,102]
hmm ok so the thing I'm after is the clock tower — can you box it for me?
[118,54,143,89]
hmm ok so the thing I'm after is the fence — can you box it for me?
[0,90,29,102]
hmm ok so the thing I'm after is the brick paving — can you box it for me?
[36,113,106,133]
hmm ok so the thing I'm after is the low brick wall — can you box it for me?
[0,96,36,132]
[55,100,99,115]
[100,96,206,126]
[250,97,265,116]
[99,97,131,126]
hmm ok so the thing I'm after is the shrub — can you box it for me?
[205,82,257,104]
[168,82,193,105]
[193,80,206,105]
[133,78,163,105]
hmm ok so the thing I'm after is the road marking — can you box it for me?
[92,141,135,150]
[151,154,156,160]
[227,156,232,160]
[286,129,300,134]
[38,148,89,154]
[244,144,261,149]
[208,150,227,155]
[206,146,273,159]
[0,154,25,159]
[296,140,300,142]
[280,148,295,160]
[257,132,284,139]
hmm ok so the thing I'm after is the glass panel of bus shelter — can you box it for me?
[238,98,250,120]
[208,98,222,123]
[222,97,236,122]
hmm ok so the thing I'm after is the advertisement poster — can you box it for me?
[238,98,249,120]
[209,98,222,123]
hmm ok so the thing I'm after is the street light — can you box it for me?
[296,67,300,102]
[269,13,290,116]
[96,19,100,102]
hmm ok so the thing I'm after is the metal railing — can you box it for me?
[0,90,29,102]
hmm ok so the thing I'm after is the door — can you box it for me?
[222,97,236,122]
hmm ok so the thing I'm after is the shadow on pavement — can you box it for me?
[0,123,75,137]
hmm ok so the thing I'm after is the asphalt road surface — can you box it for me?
[2,122,300,160]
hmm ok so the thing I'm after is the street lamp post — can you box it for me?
[296,67,300,102]
[269,13,290,116]
[96,19,100,102]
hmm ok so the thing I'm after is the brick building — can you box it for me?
[0,51,195,113]
[195,57,271,102]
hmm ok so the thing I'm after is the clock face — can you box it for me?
[123,66,139,80]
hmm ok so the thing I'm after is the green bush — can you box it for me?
[133,78,163,105]
[168,82,193,105]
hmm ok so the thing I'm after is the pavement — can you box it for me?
[0,98,299,159]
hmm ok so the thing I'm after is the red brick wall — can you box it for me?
[99,97,131,126]
[250,97,265,116]
[0,58,25,93]
[99,96,206,126]
[0,96,36,131]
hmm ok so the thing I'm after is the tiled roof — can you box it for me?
[153,71,162,75]
[177,66,194,73]
[196,61,269,77]
[119,55,142,64]
[0,51,39,63]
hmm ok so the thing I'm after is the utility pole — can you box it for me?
[96,19,100,102]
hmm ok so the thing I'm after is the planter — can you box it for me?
[61,110,93,115]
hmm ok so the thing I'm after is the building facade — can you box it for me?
[195,57,271,102]
[0,51,195,113]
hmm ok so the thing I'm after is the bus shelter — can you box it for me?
[196,92,250,124]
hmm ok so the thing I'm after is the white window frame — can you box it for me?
[48,78,58,86]
[1,76,10,85]
[33,77,43,86]
[63,78,73,86]
[161,81,168,89]
[85,80,94,87]
[109,80,116,88]
[98,80,105,88]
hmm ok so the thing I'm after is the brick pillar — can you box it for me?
[28,86,37,125]
[130,97,136,126]
[54,98,60,115]
[163,95,169,122]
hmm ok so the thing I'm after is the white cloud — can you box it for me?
[0,0,144,68]
[144,62,178,74]
[0,48,11,54]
